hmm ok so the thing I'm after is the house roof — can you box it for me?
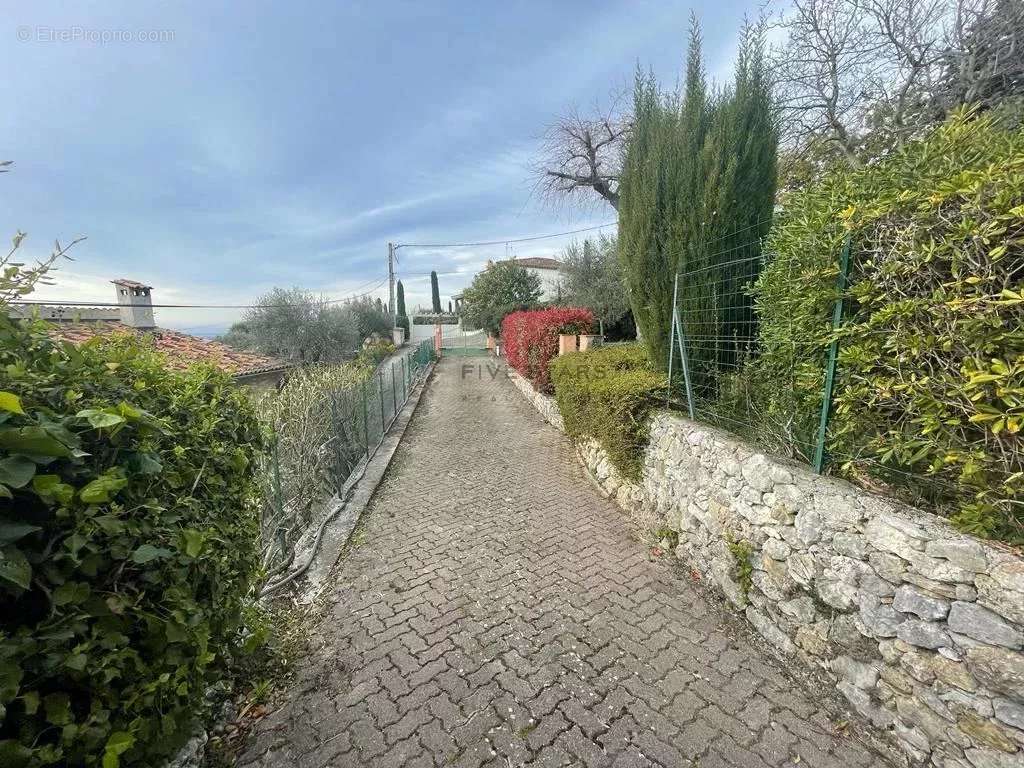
[48,322,290,378]
[509,256,562,270]
[112,278,152,290]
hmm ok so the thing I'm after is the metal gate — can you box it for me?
[440,324,488,356]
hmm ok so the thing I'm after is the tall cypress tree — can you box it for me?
[430,271,442,313]
[702,20,778,373]
[619,16,711,370]
[396,280,409,336]
[619,15,776,376]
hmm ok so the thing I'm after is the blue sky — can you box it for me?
[3,0,761,334]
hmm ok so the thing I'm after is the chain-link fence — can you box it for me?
[664,228,1020,538]
[667,235,850,473]
[259,339,436,580]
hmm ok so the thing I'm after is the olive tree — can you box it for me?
[560,235,629,335]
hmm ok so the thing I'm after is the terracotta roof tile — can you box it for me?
[48,322,290,377]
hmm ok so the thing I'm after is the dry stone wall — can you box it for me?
[507,369,1024,768]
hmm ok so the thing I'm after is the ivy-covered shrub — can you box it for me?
[0,318,265,766]
[750,110,1024,543]
[551,344,665,480]
[502,308,593,393]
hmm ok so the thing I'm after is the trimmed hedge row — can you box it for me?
[750,110,1024,543]
[0,317,265,767]
[501,308,593,393]
[551,344,665,481]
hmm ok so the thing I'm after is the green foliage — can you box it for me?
[395,281,409,337]
[218,289,389,364]
[254,337,402,577]
[395,284,409,339]
[254,359,374,574]
[357,339,396,368]
[750,111,1024,543]
[726,537,753,599]
[347,297,392,341]
[651,525,679,550]
[430,271,442,314]
[619,16,777,371]
[459,260,541,335]
[396,281,406,318]
[0,315,264,765]
[551,344,665,481]
[560,234,629,334]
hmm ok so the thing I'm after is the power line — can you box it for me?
[394,221,616,249]
[9,276,389,310]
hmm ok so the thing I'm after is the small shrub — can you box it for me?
[253,358,379,574]
[502,307,593,393]
[0,321,264,766]
[550,344,665,480]
[726,537,754,599]
[357,338,395,368]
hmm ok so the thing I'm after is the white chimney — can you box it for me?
[112,279,155,329]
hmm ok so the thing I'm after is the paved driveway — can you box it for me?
[239,356,882,768]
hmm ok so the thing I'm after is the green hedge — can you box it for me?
[751,110,1024,543]
[551,344,665,481]
[0,318,265,766]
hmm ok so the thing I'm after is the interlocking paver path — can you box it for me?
[240,357,883,768]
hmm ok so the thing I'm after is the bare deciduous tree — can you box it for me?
[534,98,629,210]
[771,0,1024,165]
[937,0,1024,113]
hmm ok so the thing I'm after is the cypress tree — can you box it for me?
[702,20,778,373]
[619,15,776,376]
[619,16,711,370]
[430,270,442,313]
[396,280,409,335]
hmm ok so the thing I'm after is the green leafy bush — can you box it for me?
[551,344,665,480]
[751,110,1024,543]
[459,260,541,335]
[0,318,265,766]
[254,359,375,575]
[356,338,396,368]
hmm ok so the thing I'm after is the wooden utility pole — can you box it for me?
[387,242,396,325]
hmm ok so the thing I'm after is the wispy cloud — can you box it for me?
[2,0,764,332]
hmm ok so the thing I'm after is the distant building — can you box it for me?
[452,256,565,314]
[12,279,290,390]
[509,256,564,301]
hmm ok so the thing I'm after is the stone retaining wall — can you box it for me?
[508,369,1024,768]
[507,365,564,431]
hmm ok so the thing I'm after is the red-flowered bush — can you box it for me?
[502,307,593,392]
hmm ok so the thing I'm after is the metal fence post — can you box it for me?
[271,432,283,520]
[362,376,370,461]
[674,304,697,421]
[400,356,407,403]
[667,273,678,407]
[329,391,343,492]
[390,361,398,421]
[813,234,853,474]
[378,372,386,434]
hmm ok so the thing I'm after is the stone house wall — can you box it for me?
[507,368,1024,768]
